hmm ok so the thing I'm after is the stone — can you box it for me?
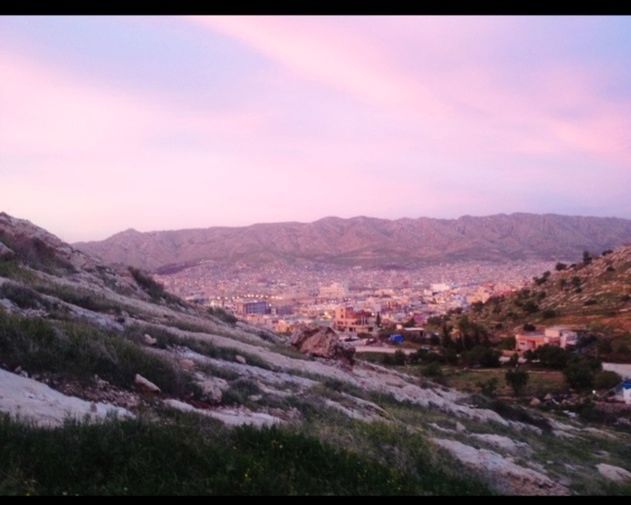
[235,355,247,365]
[597,463,631,482]
[290,325,355,366]
[179,358,196,370]
[530,397,541,407]
[456,421,466,432]
[134,374,161,394]
[143,334,158,346]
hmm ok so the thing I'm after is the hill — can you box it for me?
[74,213,631,272]
[459,246,631,358]
[1,211,631,495]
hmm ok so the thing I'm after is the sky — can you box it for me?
[1,16,631,242]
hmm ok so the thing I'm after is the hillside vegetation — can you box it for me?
[2,212,631,495]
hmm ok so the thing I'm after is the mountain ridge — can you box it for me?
[74,213,631,272]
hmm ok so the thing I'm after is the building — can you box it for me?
[241,301,271,315]
[334,306,375,334]
[515,325,579,352]
[318,282,348,300]
[544,326,578,348]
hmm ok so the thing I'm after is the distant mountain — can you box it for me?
[75,213,631,272]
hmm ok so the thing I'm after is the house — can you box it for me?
[515,325,579,352]
[333,307,375,334]
[544,326,578,348]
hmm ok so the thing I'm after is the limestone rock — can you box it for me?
[143,334,158,346]
[597,463,631,482]
[235,355,247,365]
[134,374,161,394]
[290,325,355,365]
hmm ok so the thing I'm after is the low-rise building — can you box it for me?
[515,325,579,352]
[334,306,375,334]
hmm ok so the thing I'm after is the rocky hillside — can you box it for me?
[2,212,631,495]
[75,213,631,272]
[463,246,631,346]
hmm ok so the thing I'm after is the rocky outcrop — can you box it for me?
[596,463,631,483]
[290,326,355,365]
[134,374,161,394]
[433,438,569,495]
[0,368,132,427]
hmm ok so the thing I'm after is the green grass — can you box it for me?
[129,268,183,306]
[0,282,56,311]
[0,311,200,398]
[0,415,490,495]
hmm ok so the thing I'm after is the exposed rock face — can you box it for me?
[0,368,132,427]
[597,463,631,482]
[290,326,355,365]
[134,374,161,394]
[433,438,569,496]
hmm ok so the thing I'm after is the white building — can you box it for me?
[544,326,578,348]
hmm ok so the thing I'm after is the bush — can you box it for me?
[505,369,529,396]
[542,309,557,319]
[522,323,536,332]
[421,362,443,378]
[594,370,622,391]
[534,345,569,369]
[555,262,567,271]
[476,377,499,397]
[0,283,54,311]
[522,301,539,314]
[462,346,500,368]
[208,307,237,325]
[129,268,182,306]
[563,360,596,391]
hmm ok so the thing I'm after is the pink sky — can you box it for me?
[1,16,630,241]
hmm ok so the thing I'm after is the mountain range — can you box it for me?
[75,213,631,272]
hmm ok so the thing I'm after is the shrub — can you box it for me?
[208,306,237,325]
[462,346,500,368]
[563,359,599,391]
[523,301,539,314]
[594,370,622,391]
[555,262,567,271]
[505,369,529,396]
[476,377,499,397]
[542,309,557,319]
[522,323,536,332]
[129,268,182,306]
[421,362,443,378]
[0,283,53,311]
[534,345,569,369]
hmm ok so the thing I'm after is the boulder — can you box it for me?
[134,374,161,394]
[143,334,158,346]
[530,398,541,407]
[290,326,355,365]
[195,373,229,404]
[597,463,631,482]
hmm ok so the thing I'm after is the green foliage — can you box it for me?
[505,368,529,396]
[0,311,199,397]
[593,370,621,391]
[0,283,54,311]
[462,345,500,368]
[421,362,443,378]
[0,416,490,496]
[476,377,499,397]
[533,344,569,369]
[563,359,599,391]
[37,284,122,314]
[522,301,540,314]
[129,268,182,306]
[497,336,516,350]
[542,309,558,319]
[208,306,238,325]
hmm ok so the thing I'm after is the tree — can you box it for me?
[583,250,592,265]
[462,345,501,368]
[505,369,529,396]
[522,323,536,332]
[594,370,622,391]
[392,349,407,366]
[535,345,569,369]
[508,353,519,367]
[555,262,567,271]
[375,313,382,328]
[564,361,595,391]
